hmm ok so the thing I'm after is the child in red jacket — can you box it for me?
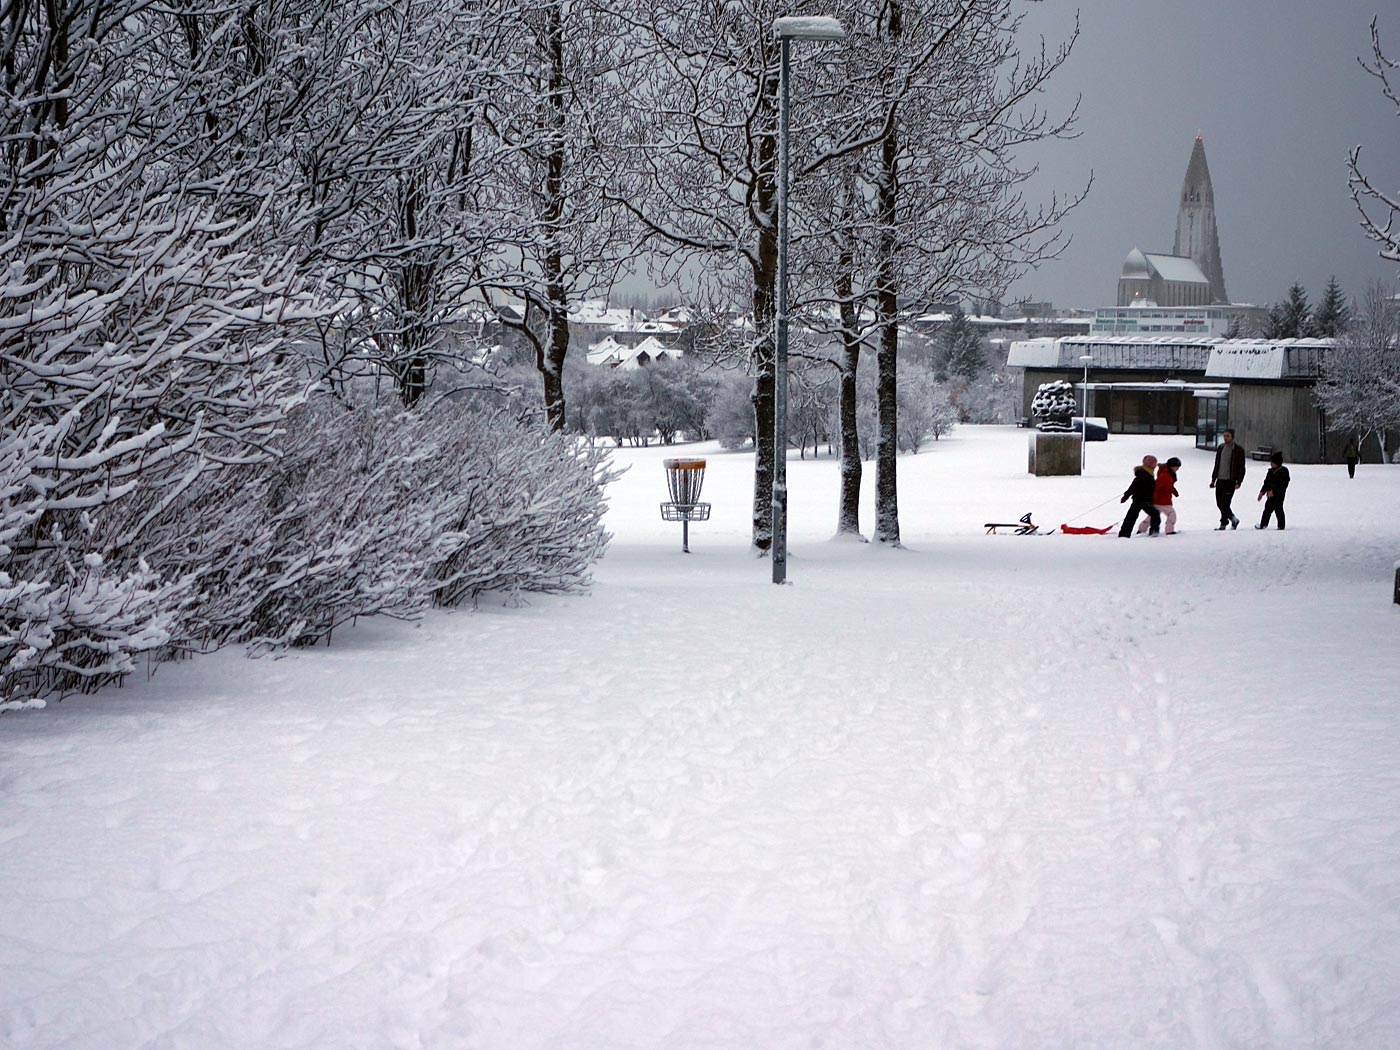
[1135,456,1180,535]
[1120,455,1161,537]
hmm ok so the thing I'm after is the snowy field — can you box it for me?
[3,425,1399,1050]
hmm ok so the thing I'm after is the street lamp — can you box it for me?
[1079,354,1093,474]
[772,14,845,585]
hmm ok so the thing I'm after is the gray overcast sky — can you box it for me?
[1008,1,1400,310]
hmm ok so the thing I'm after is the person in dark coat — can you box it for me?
[1344,438,1359,479]
[1135,456,1181,534]
[1119,455,1160,537]
[1209,428,1246,530]
[1255,450,1290,530]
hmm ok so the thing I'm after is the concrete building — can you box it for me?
[1091,303,1266,337]
[1007,335,1363,463]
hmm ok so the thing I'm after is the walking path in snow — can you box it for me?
[3,426,1398,1049]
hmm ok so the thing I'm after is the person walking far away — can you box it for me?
[1255,451,1290,530]
[1209,428,1246,530]
[1120,455,1161,537]
[1138,456,1181,535]
[1344,438,1359,479]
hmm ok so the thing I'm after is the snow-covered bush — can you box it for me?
[1,555,177,705]
[1031,380,1077,431]
[709,372,759,450]
[577,362,716,446]
[193,394,618,650]
[853,361,956,457]
[429,408,617,607]
[955,365,1024,424]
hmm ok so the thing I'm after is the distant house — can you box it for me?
[587,334,685,370]
[615,335,682,370]
[568,299,637,351]
[585,335,628,367]
[609,317,681,348]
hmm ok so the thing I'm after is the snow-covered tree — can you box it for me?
[1349,19,1400,266]
[798,0,1084,545]
[959,364,1024,425]
[134,0,508,406]
[1314,284,1400,461]
[614,0,814,550]
[480,0,635,429]
[708,370,761,451]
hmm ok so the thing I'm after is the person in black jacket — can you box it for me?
[1209,428,1247,530]
[1255,451,1290,530]
[1119,455,1161,537]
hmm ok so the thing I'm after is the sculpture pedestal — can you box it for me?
[1028,431,1083,476]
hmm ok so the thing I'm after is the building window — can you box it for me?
[1195,395,1228,450]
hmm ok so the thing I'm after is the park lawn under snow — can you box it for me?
[2,425,1399,1050]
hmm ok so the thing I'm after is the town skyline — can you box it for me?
[1007,0,1400,311]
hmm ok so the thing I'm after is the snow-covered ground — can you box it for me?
[3,425,1399,1050]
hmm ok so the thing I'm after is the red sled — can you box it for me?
[1060,523,1114,535]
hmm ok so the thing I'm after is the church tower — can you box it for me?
[1173,136,1228,303]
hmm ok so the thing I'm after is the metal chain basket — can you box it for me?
[660,458,711,552]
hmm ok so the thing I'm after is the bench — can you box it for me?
[1249,445,1274,461]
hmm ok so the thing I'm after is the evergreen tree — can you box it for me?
[936,308,984,381]
[1265,283,1315,339]
[1311,275,1349,337]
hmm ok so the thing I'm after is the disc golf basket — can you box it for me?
[660,458,711,552]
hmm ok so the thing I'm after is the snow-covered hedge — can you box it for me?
[223,395,617,650]
[3,393,617,702]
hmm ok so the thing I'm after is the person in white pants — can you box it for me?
[1136,456,1181,535]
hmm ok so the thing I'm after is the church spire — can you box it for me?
[1173,136,1228,303]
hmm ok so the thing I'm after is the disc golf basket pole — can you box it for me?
[660,458,712,553]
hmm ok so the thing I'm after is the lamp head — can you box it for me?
[773,15,846,40]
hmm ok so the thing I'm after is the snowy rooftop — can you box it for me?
[569,299,638,326]
[585,335,627,365]
[1009,335,1335,377]
[609,318,679,335]
[1121,250,1210,286]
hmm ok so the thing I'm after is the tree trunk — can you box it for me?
[873,290,899,546]
[835,254,863,538]
[538,4,569,432]
[872,80,901,539]
[541,300,568,430]
[872,0,903,546]
[751,343,776,551]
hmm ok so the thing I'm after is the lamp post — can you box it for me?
[1079,354,1092,475]
[771,15,844,585]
